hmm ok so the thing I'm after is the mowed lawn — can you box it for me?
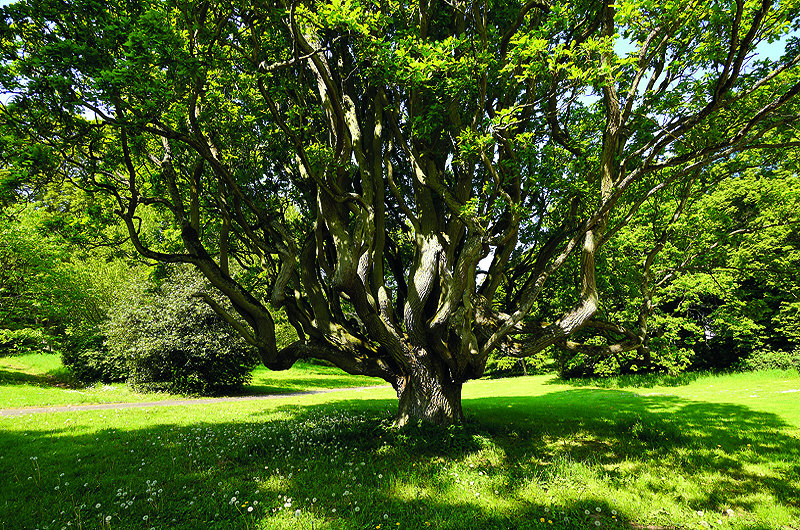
[1,355,798,530]
[0,353,386,408]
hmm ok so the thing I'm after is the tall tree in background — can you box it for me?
[1,0,799,424]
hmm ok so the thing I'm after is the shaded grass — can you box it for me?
[548,370,708,388]
[1,370,799,529]
[549,368,800,391]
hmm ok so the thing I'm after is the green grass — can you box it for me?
[0,353,177,408]
[244,363,386,395]
[0,354,385,408]
[1,361,799,529]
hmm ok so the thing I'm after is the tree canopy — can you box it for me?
[1,0,799,424]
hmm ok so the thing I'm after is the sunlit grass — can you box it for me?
[1,366,798,529]
[245,362,386,394]
[0,351,72,381]
[0,354,385,408]
[0,353,183,408]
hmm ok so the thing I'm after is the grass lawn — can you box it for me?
[0,353,385,408]
[1,358,798,529]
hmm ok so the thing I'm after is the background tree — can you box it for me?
[1,0,799,424]
[0,204,129,353]
[550,157,800,377]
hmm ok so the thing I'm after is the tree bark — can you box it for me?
[394,356,464,426]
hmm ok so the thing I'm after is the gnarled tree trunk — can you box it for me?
[394,355,464,426]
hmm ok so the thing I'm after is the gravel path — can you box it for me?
[0,385,387,417]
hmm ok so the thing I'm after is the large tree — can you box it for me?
[1,0,799,424]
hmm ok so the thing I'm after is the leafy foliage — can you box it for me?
[552,165,800,378]
[736,347,800,372]
[0,207,107,339]
[105,268,259,395]
[0,202,151,378]
[1,0,799,421]
[0,328,47,357]
[60,326,126,383]
[485,350,552,377]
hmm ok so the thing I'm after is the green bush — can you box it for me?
[105,268,259,395]
[736,347,800,372]
[60,326,127,383]
[0,328,48,356]
[553,343,695,379]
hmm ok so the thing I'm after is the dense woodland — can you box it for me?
[1,0,799,424]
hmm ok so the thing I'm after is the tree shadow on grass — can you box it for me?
[466,390,800,511]
[0,366,75,387]
[546,371,709,388]
[0,389,798,529]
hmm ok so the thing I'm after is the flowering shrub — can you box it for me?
[105,268,258,395]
